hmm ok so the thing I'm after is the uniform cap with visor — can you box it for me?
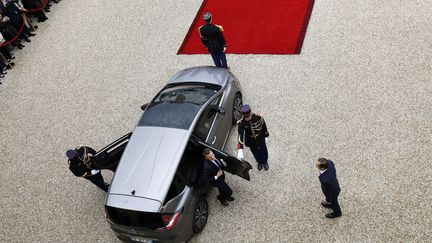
[203,12,212,21]
[66,149,77,159]
[240,104,252,116]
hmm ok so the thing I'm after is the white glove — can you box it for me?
[223,47,227,52]
[237,149,244,160]
[90,169,100,175]
[265,137,269,143]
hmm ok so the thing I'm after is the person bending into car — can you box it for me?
[202,148,234,206]
[66,146,109,192]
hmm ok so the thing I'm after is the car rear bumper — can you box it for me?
[109,222,190,243]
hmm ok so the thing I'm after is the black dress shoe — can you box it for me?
[264,164,269,171]
[258,164,263,171]
[216,195,229,206]
[10,56,15,59]
[325,213,341,219]
[1,71,7,75]
[226,196,235,201]
[321,201,332,208]
[29,33,36,37]
[219,199,229,206]
[24,38,31,42]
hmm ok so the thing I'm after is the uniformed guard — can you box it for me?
[198,12,229,69]
[237,104,270,171]
[66,146,109,192]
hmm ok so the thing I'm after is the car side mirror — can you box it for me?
[140,103,149,111]
[217,107,225,116]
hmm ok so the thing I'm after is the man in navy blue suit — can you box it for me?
[202,148,234,206]
[316,158,342,218]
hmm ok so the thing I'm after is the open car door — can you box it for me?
[92,133,132,172]
[191,134,253,181]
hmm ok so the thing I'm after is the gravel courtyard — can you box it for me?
[0,0,431,242]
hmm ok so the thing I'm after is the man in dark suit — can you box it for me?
[316,158,342,218]
[198,12,228,68]
[202,148,234,206]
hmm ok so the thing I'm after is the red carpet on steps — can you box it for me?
[178,0,315,55]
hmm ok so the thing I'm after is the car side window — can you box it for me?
[193,94,222,141]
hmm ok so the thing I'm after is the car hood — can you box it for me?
[108,126,189,211]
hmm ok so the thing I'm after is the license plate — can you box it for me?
[129,236,154,242]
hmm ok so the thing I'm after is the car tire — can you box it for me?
[192,197,208,233]
[232,93,243,125]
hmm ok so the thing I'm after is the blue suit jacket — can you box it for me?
[319,160,341,201]
[203,159,226,186]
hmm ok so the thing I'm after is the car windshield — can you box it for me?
[139,84,219,129]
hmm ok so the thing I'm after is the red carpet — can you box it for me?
[178,0,315,55]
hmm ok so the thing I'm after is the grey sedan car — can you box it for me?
[93,66,252,242]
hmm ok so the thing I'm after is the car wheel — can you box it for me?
[232,93,243,125]
[193,197,208,233]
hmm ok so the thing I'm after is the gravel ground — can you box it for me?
[0,0,431,242]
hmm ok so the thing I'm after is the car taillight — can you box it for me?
[155,209,183,232]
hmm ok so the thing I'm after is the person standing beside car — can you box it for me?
[66,146,109,192]
[236,104,270,171]
[202,148,234,206]
[198,12,228,69]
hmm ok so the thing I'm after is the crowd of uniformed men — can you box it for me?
[0,0,60,83]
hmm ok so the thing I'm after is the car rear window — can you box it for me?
[106,206,165,229]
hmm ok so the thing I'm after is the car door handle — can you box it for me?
[211,136,217,144]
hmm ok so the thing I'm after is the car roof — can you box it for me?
[108,126,190,211]
[167,66,233,86]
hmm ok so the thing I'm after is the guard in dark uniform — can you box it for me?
[66,146,109,192]
[198,12,228,68]
[237,104,270,171]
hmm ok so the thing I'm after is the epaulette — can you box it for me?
[215,24,224,32]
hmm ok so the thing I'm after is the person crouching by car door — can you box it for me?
[66,146,109,192]
[202,148,235,206]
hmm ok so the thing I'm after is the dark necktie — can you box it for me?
[212,159,222,170]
